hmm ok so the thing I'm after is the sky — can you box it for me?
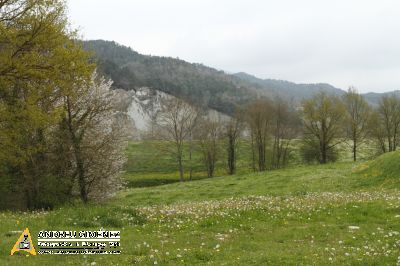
[67,0,400,93]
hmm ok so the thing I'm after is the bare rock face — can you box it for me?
[112,87,173,139]
[127,88,170,132]
[114,87,230,140]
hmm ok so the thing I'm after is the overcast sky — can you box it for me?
[68,0,400,93]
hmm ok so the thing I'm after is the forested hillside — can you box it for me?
[233,72,344,100]
[83,40,400,114]
[82,40,339,114]
[83,40,259,114]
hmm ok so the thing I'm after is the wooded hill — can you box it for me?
[83,40,400,114]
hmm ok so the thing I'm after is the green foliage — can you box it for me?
[0,0,94,210]
[301,92,346,164]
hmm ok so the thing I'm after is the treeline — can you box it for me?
[0,0,127,210]
[149,88,400,181]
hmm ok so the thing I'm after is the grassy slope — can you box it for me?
[119,162,383,207]
[1,148,399,265]
[123,140,377,188]
[355,150,400,186]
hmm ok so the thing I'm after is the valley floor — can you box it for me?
[1,162,399,265]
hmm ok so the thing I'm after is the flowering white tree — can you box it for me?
[62,72,128,202]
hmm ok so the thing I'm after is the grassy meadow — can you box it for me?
[1,141,399,265]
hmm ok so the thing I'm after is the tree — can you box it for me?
[368,110,387,153]
[0,0,94,209]
[155,97,198,182]
[245,99,274,171]
[223,112,242,175]
[187,107,199,181]
[271,98,300,168]
[60,73,127,203]
[370,95,400,153]
[197,118,222,178]
[301,92,346,164]
[342,87,371,161]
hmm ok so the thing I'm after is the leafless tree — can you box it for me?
[155,97,198,182]
[271,98,300,168]
[368,110,387,153]
[197,117,222,178]
[223,111,243,175]
[245,99,274,171]
[371,94,400,152]
[342,87,371,161]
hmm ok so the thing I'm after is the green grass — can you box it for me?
[353,150,400,189]
[123,140,256,187]
[123,140,377,188]
[1,144,399,265]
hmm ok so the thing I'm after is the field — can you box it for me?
[123,140,377,187]
[1,142,399,265]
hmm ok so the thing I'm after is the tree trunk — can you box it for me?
[388,133,393,152]
[227,135,235,175]
[257,134,266,171]
[251,134,256,172]
[258,142,263,171]
[178,154,184,182]
[72,139,88,203]
[76,154,88,203]
[320,141,327,164]
[66,97,88,203]
[189,132,193,181]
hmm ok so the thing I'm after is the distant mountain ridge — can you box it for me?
[233,72,400,106]
[233,72,344,100]
[83,40,400,113]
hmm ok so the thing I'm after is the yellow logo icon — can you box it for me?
[10,228,36,256]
